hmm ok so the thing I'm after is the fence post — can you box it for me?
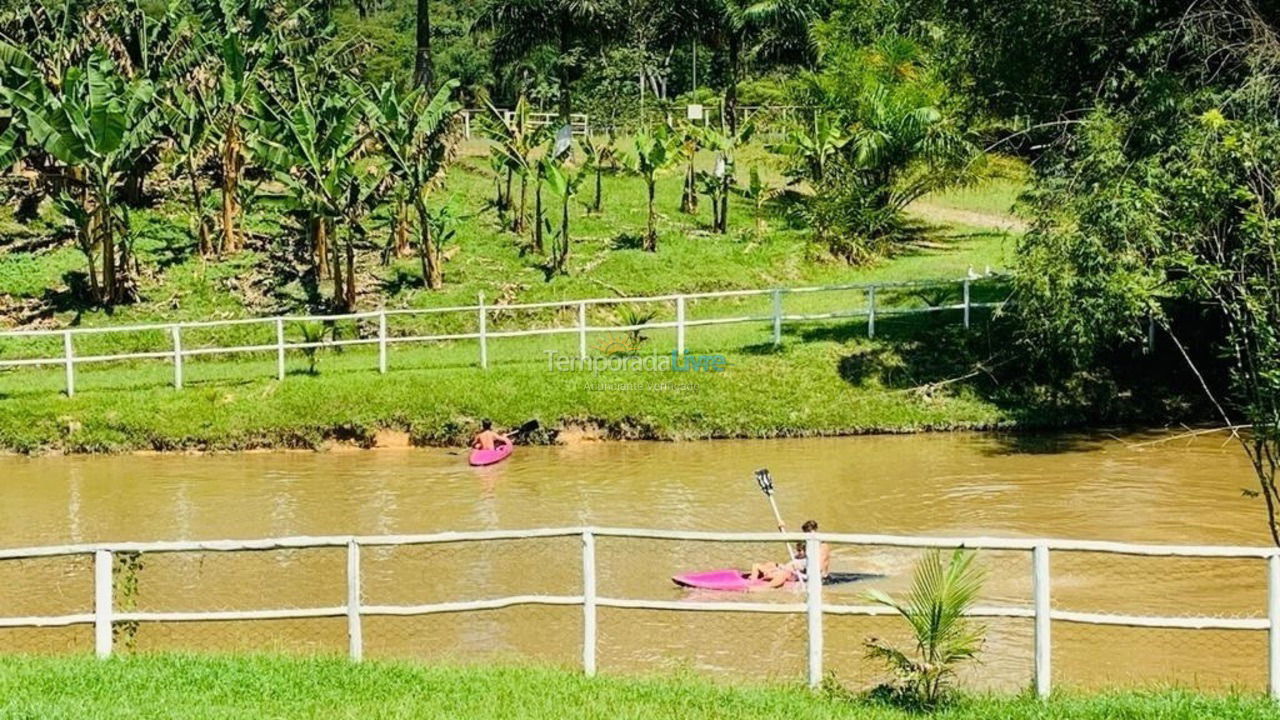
[867,286,877,339]
[347,539,363,662]
[478,292,488,369]
[378,310,388,375]
[1033,544,1051,698]
[582,529,597,676]
[578,302,588,360]
[63,330,75,398]
[805,536,823,689]
[275,318,286,381]
[463,110,472,140]
[772,289,783,346]
[963,278,971,329]
[94,549,112,658]
[171,325,183,389]
[1270,553,1280,700]
[676,296,686,355]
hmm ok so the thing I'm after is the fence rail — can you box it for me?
[1,526,1276,698]
[0,275,1004,397]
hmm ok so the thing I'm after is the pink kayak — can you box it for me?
[672,568,874,592]
[469,443,513,466]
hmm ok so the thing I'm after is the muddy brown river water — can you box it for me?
[0,432,1272,692]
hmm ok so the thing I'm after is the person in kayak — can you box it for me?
[746,520,830,588]
[471,419,511,451]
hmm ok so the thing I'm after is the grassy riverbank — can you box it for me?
[0,654,1272,720]
[0,152,1032,453]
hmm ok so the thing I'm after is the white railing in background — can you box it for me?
[0,276,1004,397]
[0,527,1276,699]
[461,109,590,139]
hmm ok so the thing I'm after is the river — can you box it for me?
[0,432,1270,692]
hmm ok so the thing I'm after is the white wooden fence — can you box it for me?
[461,109,590,139]
[1,527,1276,698]
[0,275,1002,397]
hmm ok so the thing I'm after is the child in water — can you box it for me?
[471,419,511,451]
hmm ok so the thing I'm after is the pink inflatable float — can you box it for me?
[468,443,513,466]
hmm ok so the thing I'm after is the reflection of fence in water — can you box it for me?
[0,528,1271,696]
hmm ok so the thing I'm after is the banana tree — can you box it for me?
[732,165,778,237]
[699,120,754,233]
[542,158,582,275]
[623,126,677,252]
[366,79,461,289]
[677,123,703,214]
[254,74,382,309]
[2,50,163,305]
[486,96,542,235]
[580,132,614,214]
[768,114,848,184]
[164,85,216,255]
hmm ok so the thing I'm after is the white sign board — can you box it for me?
[686,104,704,120]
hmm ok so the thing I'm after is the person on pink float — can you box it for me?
[746,519,831,589]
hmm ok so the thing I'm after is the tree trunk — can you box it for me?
[725,34,741,136]
[534,172,544,253]
[187,155,212,256]
[718,175,730,233]
[515,172,528,233]
[558,193,570,271]
[331,232,343,307]
[593,167,603,213]
[220,115,242,253]
[645,179,657,252]
[415,201,441,289]
[557,10,571,122]
[344,241,356,309]
[413,0,434,90]
[681,160,697,214]
[310,215,329,279]
[99,199,117,305]
[392,199,411,259]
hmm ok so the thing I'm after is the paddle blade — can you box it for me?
[754,469,774,496]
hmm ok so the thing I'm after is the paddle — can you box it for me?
[754,469,798,564]
[507,419,540,442]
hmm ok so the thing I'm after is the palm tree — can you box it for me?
[864,548,987,708]
[366,79,461,289]
[622,126,676,251]
[690,0,827,133]
[478,0,612,121]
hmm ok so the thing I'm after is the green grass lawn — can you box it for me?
[0,654,1273,720]
[0,142,1024,453]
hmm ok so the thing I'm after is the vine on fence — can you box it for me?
[112,551,144,651]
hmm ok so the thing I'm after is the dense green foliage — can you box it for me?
[1,654,1277,720]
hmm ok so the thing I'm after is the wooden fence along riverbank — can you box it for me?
[1,527,1277,698]
[0,275,1003,397]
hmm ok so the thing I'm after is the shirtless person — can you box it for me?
[471,419,511,451]
[746,520,831,589]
